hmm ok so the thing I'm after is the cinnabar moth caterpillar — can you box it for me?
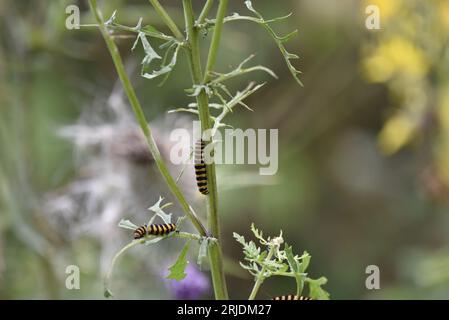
[272,295,312,300]
[194,140,209,195]
[133,223,177,239]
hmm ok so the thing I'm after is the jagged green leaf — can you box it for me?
[118,219,138,230]
[187,84,214,97]
[141,24,160,34]
[148,196,172,224]
[299,251,311,273]
[166,241,191,281]
[233,232,247,247]
[104,288,113,298]
[209,54,277,85]
[167,108,200,115]
[105,10,117,25]
[132,32,161,65]
[142,43,181,81]
[251,223,266,244]
[285,244,304,296]
[308,277,330,300]
[239,1,303,85]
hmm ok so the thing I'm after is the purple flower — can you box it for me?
[165,264,210,300]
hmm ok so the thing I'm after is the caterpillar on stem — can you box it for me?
[133,223,177,239]
[194,140,209,195]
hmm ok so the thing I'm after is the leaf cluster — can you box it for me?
[234,224,330,299]
[103,1,302,134]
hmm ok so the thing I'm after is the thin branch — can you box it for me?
[198,0,215,26]
[248,245,275,300]
[209,54,277,84]
[148,0,184,40]
[203,0,229,83]
[183,0,229,300]
[211,82,266,136]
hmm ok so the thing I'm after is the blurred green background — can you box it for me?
[1,0,449,299]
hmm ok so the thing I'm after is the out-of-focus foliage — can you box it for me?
[360,0,449,298]
[362,0,449,162]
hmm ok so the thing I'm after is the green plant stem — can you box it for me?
[175,231,215,242]
[104,240,141,296]
[203,0,228,83]
[148,0,184,40]
[211,66,277,85]
[248,245,276,300]
[271,271,306,278]
[106,23,176,42]
[182,0,228,300]
[88,0,206,237]
[198,0,215,25]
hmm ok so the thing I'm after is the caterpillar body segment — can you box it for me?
[194,140,209,195]
[272,295,313,301]
[133,223,177,239]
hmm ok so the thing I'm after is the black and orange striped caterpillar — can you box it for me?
[133,223,177,239]
[194,140,209,195]
[272,295,313,300]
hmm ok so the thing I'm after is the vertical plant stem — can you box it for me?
[148,0,184,40]
[203,0,228,83]
[183,0,228,300]
[248,245,276,300]
[88,0,207,237]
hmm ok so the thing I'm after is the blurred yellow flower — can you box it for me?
[363,0,449,185]
[362,0,401,22]
[363,37,429,82]
[378,113,415,155]
[438,1,449,28]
